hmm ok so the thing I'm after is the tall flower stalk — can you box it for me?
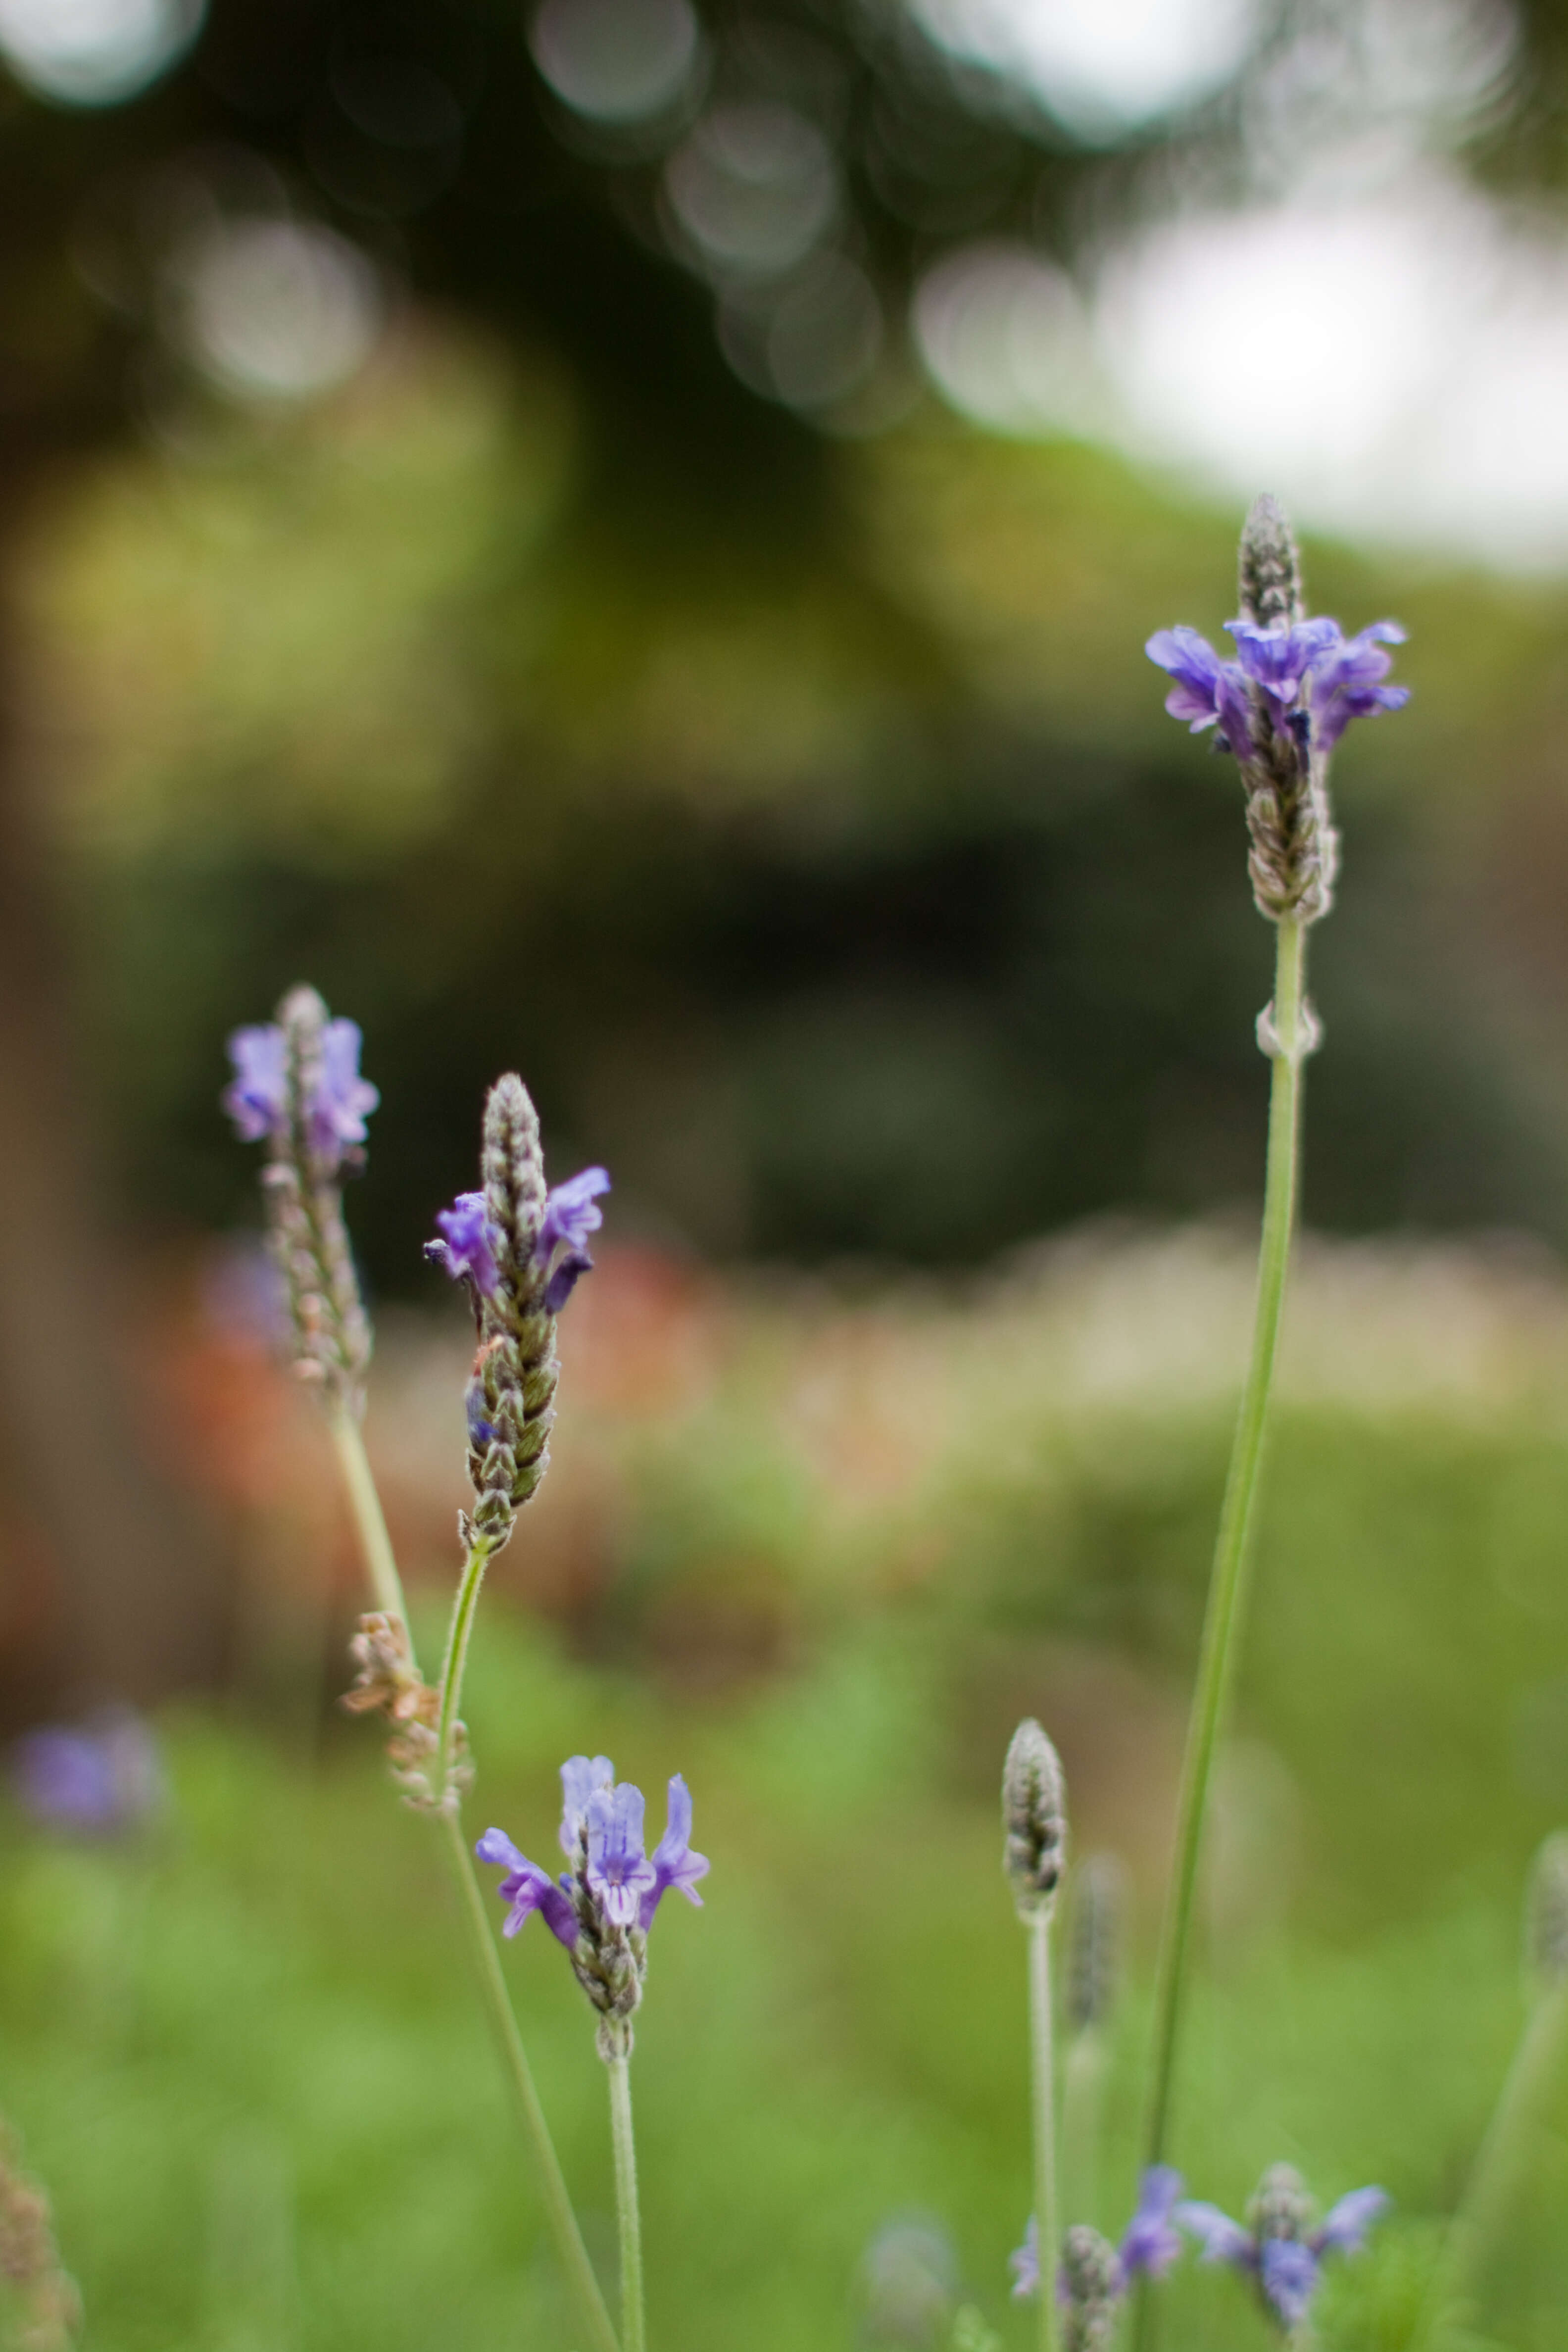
[1132,501,1408,2347]
[225,995,619,2352]
[1004,1720,1068,2352]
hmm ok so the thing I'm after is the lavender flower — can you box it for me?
[223,1014,378,1171]
[427,1167,609,1315]
[1176,2165,1387,2334]
[1145,495,1409,926]
[13,1711,163,1837]
[426,1192,501,1298]
[431,1079,613,1553]
[221,988,374,1409]
[478,1756,708,2058]
[1011,2168,1183,2317]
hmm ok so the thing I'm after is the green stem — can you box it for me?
[1029,1911,1062,2352]
[328,1408,412,1645]
[607,2052,646,2352]
[435,1535,493,1798]
[441,1811,621,2352]
[1420,1981,1568,2346]
[1132,916,1308,2349]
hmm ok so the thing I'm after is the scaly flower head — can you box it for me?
[1176,2165,1388,2334]
[477,1755,708,2058]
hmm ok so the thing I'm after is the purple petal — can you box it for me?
[640,1773,712,1927]
[1259,2240,1320,2328]
[586,1781,657,1927]
[1175,2204,1254,2268]
[1147,626,1225,732]
[541,1251,594,1314]
[1120,2166,1184,2280]
[1313,2187,1388,2255]
[311,1019,379,1158]
[559,1755,615,1857]
[476,1828,578,1946]
[1009,2218,1039,2301]
[539,1168,611,1259]
[427,1192,501,1298]
[222,1024,289,1144]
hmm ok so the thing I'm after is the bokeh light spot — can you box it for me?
[170,219,385,403]
[0,0,202,106]
[913,0,1258,140]
[532,0,700,124]
[665,102,836,280]
[913,242,1097,433]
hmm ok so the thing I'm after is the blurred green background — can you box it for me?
[4,0,1568,2347]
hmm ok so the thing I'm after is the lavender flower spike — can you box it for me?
[479,1756,708,2061]
[1146,495,1409,926]
[13,1710,164,1837]
[426,1191,501,1298]
[1176,2164,1387,2334]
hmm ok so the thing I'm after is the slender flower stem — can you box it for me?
[328,1407,411,1639]
[442,1810,622,2352]
[436,1533,494,1796]
[1419,1980,1568,2346]
[1133,915,1308,2349]
[329,1438,618,2352]
[1061,2026,1108,2228]
[1028,1911,1062,2352]
[607,2052,647,2352]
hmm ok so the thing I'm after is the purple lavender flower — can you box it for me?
[1146,616,1407,766]
[426,1191,502,1298]
[586,1783,658,1927]
[1011,2167,1183,2303]
[13,1711,164,1837]
[474,1827,580,1946]
[221,1015,378,1168]
[1176,2167,1387,2333]
[535,1167,611,1313]
[477,1756,709,2046]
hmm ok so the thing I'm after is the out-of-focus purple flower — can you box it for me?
[1177,2168,1388,2333]
[474,1827,578,1948]
[13,1711,164,1837]
[1011,2168,1183,2305]
[477,1755,708,2035]
[1146,617,1407,764]
[535,1167,611,1313]
[221,1025,289,1144]
[427,1191,501,1298]
[221,1016,378,1168]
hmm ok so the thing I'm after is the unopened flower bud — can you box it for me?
[1237,493,1304,630]
[1003,1719,1067,1918]
[1061,2226,1122,2352]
